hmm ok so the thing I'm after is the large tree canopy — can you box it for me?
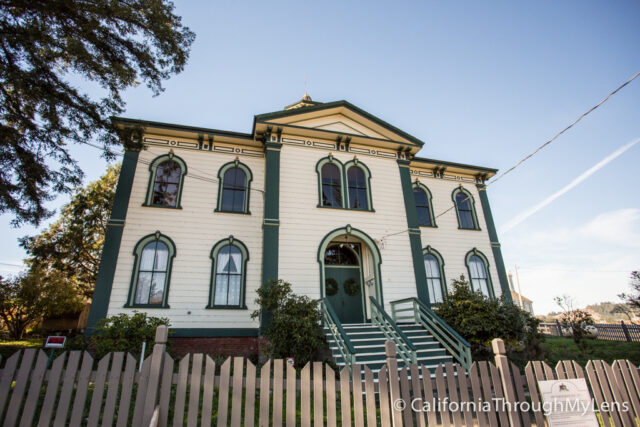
[20,164,119,299]
[0,0,195,225]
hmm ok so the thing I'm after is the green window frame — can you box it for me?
[207,236,249,309]
[315,156,346,209]
[413,182,437,227]
[423,246,446,303]
[465,248,494,298]
[344,159,374,212]
[216,160,253,214]
[143,152,187,209]
[125,231,176,308]
[452,187,480,230]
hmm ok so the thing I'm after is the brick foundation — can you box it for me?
[169,336,269,359]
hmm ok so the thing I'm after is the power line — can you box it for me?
[488,70,640,187]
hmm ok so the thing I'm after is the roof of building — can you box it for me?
[113,97,498,176]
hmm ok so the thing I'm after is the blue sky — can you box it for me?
[1,1,638,314]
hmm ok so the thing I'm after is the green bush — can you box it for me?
[435,275,542,362]
[92,311,170,360]
[251,280,325,367]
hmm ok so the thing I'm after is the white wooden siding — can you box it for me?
[278,142,419,313]
[414,174,503,297]
[106,143,265,329]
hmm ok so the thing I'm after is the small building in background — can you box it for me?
[508,271,534,314]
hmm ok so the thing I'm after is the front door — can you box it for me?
[324,243,365,323]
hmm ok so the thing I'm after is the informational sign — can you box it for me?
[538,379,599,426]
[44,336,66,349]
[286,357,295,368]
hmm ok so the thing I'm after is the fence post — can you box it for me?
[620,321,631,342]
[142,325,168,425]
[555,320,562,336]
[492,338,522,427]
[385,340,403,427]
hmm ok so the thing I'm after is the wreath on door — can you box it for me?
[325,278,339,296]
[344,278,360,296]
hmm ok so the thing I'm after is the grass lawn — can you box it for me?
[0,338,43,360]
[540,336,640,367]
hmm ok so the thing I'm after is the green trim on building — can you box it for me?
[464,248,495,299]
[207,236,250,309]
[170,328,259,338]
[253,100,425,147]
[413,181,437,228]
[143,152,188,209]
[125,232,176,308]
[86,150,139,335]
[343,159,374,212]
[317,225,383,308]
[476,184,512,302]
[113,116,253,140]
[423,245,447,303]
[315,155,346,208]
[451,187,481,231]
[397,160,430,306]
[215,160,253,214]
[260,140,282,330]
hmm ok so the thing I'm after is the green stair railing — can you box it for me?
[390,297,472,369]
[320,298,356,367]
[369,297,417,366]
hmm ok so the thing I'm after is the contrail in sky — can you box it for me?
[500,137,640,234]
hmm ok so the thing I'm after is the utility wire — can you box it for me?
[488,70,640,187]
[380,70,640,241]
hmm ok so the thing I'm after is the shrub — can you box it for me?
[251,280,325,367]
[435,275,542,361]
[91,311,170,360]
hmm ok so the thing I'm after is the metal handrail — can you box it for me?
[391,297,472,369]
[369,297,417,366]
[319,298,356,366]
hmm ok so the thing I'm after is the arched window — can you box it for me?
[465,249,493,297]
[126,232,176,307]
[325,244,359,265]
[216,161,252,214]
[423,246,446,303]
[453,188,479,230]
[413,183,436,227]
[316,156,345,208]
[344,160,373,211]
[208,237,249,308]
[321,163,343,208]
[144,153,187,208]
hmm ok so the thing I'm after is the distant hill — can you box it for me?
[537,301,639,324]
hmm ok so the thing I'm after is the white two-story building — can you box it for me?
[87,95,511,362]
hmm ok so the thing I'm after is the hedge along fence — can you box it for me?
[0,326,640,426]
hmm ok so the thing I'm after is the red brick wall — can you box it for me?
[169,337,269,359]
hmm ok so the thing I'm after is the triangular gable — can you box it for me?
[286,113,386,139]
[254,100,424,147]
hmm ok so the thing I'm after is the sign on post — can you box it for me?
[44,336,66,349]
[538,378,599,426]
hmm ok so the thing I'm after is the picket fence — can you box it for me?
[0,326,639,426]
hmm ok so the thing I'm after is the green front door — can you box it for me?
[324,244,365,324]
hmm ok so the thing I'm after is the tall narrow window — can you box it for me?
[413,184,435,227]
[127,232,175,308]
[321,163,342,207]
[423,246,446,303]
[221,168,247,212]
[209,237,249,308]
[216,161,252,214]
[144,154,187,208]
[348,167,368,209]
[453,188,478,230]
[466,249,493,297]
